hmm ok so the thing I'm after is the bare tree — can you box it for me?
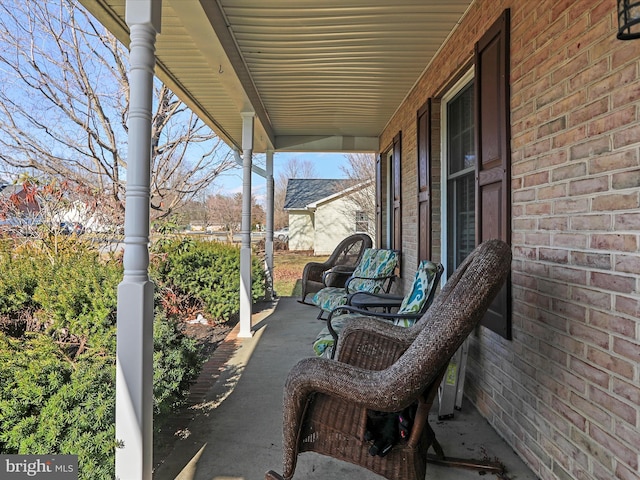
[274,157,318,229]
[340,153,376,238]
[0,0,235,223]
[207,192,265,242]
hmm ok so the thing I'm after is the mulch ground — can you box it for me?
[178,318,236,359]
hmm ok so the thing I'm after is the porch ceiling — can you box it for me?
[79,0,473,153]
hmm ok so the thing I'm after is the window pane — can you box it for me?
[355,211,368,232]
[448,83,475,175]
[447,172,475,272]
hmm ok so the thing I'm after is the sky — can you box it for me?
[213,151,349,199]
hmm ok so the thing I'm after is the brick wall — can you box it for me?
[380,1,640,479]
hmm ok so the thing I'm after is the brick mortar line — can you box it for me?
[187,322,242,405]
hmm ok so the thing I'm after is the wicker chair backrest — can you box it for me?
[362,239,511,412]
[328,233,372,268]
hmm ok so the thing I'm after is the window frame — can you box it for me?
[440,68,475,280]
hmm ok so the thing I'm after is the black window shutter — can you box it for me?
[375,153,382,247]
[475,9,512,339]
[417,99,432,262]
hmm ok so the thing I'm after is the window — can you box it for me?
[376,133,401,249]
[355,211,368,233]
[407,11,510,338]
[446,80,476,274]
[442,72,475,276]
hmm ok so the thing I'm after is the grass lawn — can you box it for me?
[273,250,329,297]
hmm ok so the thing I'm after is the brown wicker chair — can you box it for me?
[299,233,372,304]
[266,239,511,480]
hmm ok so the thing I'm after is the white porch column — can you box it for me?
[239,112,255,338]
[265,150,274,299]
[116,1,161,478]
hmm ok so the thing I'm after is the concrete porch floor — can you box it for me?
[153,297,539,480]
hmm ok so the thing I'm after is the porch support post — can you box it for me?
[115,1,161,478]
[239,112,255,338]
[265,150,274,299]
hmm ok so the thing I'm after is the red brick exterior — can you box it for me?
[380,1,640,479]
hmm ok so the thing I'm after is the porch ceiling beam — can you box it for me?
[193,0,275,148]
[275,135,379,153]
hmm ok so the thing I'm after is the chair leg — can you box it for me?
[265,470,286,480]
[424,417,504,474]
[426,454,505,474]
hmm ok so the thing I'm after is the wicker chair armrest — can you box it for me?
[322,265,356,287]
[329,264,357,274]
[302,261,329,283]
[345,291,404,306]
[286,355,416,415]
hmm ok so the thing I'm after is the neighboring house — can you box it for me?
[0,183,42,231]
[284,179,374,254]
[55,201,106,233]
[0,183,41,216]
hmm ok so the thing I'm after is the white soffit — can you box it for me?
[79,0,474,153]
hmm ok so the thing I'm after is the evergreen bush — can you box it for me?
[0,235,268,478]
[151,237,266,321]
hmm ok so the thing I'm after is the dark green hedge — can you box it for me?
[151,237,266,321]
[0,236,267,479]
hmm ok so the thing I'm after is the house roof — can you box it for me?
[0,184,23,196]
[284,178,356,210]
[77,0,474,154]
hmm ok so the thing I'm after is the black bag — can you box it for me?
[365,403,417,457]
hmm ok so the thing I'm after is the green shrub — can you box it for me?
[153,312,202,415]
[0,238,207,479]
[151,238,266,321]
[0,322,202,479]
[32,249,121,352]
[0,333,116,479]
[0,246,41,317]
[0,235,271,477]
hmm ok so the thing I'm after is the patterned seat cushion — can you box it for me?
[311,286,349,312]
[346,248,399,294]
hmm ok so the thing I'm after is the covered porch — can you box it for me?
[153,296,538,480]
[75,1,640,479]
